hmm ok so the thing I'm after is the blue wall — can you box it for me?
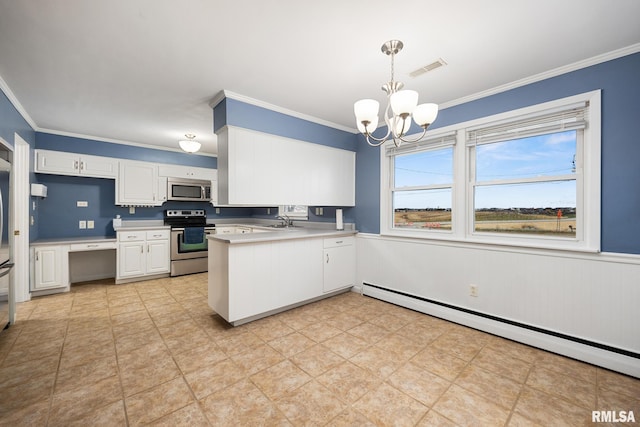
[352,52,640,255]
[36,132,217,168]
[34,174,255,239]
[214,97,357,151]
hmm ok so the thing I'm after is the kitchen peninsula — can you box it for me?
[207,225,357,325]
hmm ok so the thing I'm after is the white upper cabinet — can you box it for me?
[157,164,217,181]
[116,160,161,206]
[217,126,355,206]
[35,149,118,178]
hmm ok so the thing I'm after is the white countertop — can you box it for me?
[31,236,118,246]
[207,226,357,244]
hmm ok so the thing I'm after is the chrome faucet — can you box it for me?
[276,215,293,227]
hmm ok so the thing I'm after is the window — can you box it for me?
[389,135,455,231]
[278,205,308,220]
[382,90,601,251]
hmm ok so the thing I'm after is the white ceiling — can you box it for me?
[1,1,639,156]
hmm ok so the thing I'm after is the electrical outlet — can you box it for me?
[87,220,94,229]
[79,220,86,229]
[469,284,478,297]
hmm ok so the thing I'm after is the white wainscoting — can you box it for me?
[355,233,640,378]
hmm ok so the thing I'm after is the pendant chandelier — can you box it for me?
[354,40,439,147]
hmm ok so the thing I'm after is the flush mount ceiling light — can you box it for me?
[178,133,201,153]
[354,40,439,147]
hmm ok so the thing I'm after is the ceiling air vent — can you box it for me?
[409,58,447,78]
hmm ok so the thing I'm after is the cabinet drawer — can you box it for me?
[146,230,170,240]
[118,231,146,242]
[323,236,354,248]
[69,242,117,252]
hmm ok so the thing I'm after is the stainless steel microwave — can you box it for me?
[167,177,211,202]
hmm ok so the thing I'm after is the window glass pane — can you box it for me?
[474,180,576,237]
[394,148,453,187]
[393,189,452,230]
[476,131,576,182]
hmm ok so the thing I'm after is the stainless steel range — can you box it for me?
[164,210,214,277]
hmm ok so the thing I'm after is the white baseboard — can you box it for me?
[363,284,640,379]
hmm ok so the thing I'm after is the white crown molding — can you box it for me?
[0,74,38,130]
[211,90,358,134]
[37,128,218,158]
[440,43,640,110]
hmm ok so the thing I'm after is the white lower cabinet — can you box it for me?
[32,245,68,291]
[117,229,170,282]
[323,237,355,293]
[209,234,356,325]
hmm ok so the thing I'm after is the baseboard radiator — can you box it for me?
[362,282,640,378]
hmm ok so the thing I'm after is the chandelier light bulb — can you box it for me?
[390,90,418,117]
[413,103,439,127]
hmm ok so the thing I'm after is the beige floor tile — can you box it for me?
[48,376,123,426]
[526,365,596,409]
[322,331,370,359]
[354,382,429,426]
[290,343,345,377]
[411,346,469,381]
[0,354,59,389]
[387,361,451,407]
[472,346,533,383]
[184,358,246,399]
[0,373,55,415]
[535,351,597,384]
[50,400,127,427]
[4,277,640,426]
[200,379,291,426]
[245,316,296,341]
[215,330,264,356]
[250,359,312,400]
[346,321,391,345]
[432,384,511,426]
[173,341,228,375]
[0,398,50,426]
[597,368,640,399]
[416,410,459,426]
[431,329,487,361]
[456,363,524,409]
[268,331,316,357]
[298,320,343,342]
[55,354,118,394]
[329,407,377,426]
[596,386,640,415]
[350,344,405,379]
[316,361,381,404]
[513,386,593,426]
[374,332,425,361]
[148,402,210,427]
[125,377,193,425]
[231,343,285,376]
[275,379,346,425]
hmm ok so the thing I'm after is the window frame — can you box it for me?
[381,90,601,252]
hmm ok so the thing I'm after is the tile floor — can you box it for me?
[0,273,638,426]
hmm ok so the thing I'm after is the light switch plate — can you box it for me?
[77,201,88,207]
[87,220,95,229]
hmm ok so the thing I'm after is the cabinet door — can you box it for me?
[117,161,160,206]
[34,247,63,290]
[35,150,79,176]
[323,244,355,293]
[117,242,145,278]
[79,155,118,178]
[146,240,170,274]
